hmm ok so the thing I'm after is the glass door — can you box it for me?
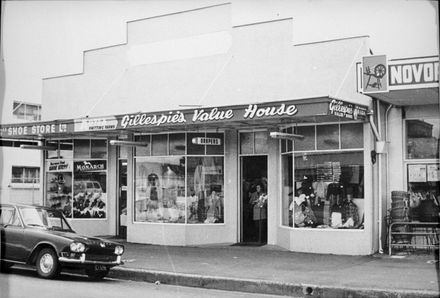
[118,159,127,239]
[241,155,268,245]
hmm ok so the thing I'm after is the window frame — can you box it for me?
[133,131,225,225]
[12,101,42,121]
[403,117,439,198]
[43,137,108,220]
[10,166,40,188]
[279,122,365,230]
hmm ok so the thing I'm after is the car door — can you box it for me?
[0,206,26,262]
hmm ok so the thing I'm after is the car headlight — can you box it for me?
[114,245,124,255]
[70,242,86,253]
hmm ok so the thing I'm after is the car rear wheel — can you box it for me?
[86,267,110,280]
[36,248,60,279]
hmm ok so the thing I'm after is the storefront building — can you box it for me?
[2,4,437,255]
[357,55,439,252]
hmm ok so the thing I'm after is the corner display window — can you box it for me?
[282,123,365,230]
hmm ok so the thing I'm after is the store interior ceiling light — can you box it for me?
[109,140,149,147]
[269,132,305,140]
[20,145,58,150]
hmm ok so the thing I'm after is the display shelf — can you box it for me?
[388,221,439,255]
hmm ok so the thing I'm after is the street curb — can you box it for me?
[108,267,440,298]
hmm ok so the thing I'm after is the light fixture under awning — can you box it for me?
[20,145,58,150]
[269,132,304,140]
[109,140,148,147]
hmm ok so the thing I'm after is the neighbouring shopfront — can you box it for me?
[358,55,439,253]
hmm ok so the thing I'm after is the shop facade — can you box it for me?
[357,55,439,252]
[4,4,419,255]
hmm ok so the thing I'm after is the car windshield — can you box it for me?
[19,207,73,231]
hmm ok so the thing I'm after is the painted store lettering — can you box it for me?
[121,111,186,128]
[192,108,233,122]
[32,124,56,134]
[390,62,439,85]
[7,124,56,136]
[243,104,298,119]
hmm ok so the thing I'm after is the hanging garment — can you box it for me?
[194,164,205,193]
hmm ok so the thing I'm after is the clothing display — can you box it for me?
[289,179,363,229]
[342,199,359,226]
[205,191,223,223]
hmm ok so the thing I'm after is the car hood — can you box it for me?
[47,230,121,246]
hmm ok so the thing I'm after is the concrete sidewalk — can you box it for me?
[108,241,440,297]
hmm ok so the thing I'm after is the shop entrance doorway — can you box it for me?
[241,156,268,245]
[118,160,127,239]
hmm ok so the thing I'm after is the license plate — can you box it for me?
[94,265,107,271]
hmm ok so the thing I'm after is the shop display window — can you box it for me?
[341,123,363,149]
[74,139,90,159]
[135,135,151,156]
[46,171,72,218]
[91,139,107,159]
[73,165,107,219]
[134,132,224,224]
[281,123,364,230]
[317,124,339,150]
[46,139,73,159]
[187,133,205,155]
[73,139,108,159]
[206,133,224,155]
[45,138,108,220]
[293,126,315,151]
[134,156,186,223]
[406,119,439,159]
[152,134,168,156]
[187,157,224,224]
[407,163,440,222]
[169,133,186,155]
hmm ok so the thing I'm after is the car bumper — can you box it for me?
[59,254,123,266]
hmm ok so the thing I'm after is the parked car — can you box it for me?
[0,203,124,280]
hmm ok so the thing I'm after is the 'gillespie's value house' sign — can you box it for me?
[118,103,299,129]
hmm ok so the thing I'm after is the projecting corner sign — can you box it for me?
[358,55,439,93]
[329,99,368,120]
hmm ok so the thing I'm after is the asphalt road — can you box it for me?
[0,267,292,298]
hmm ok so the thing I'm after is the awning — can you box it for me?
[0,97,368,144]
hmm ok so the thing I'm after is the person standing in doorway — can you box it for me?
[249,184,268,242]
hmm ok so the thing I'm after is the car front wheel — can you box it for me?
[36,248,60,279]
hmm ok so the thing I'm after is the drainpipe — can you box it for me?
[384,104,393,219]
[368,103,384,254]
[376,101,383,254]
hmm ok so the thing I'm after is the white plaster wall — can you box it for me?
[387,107,405,193]
[0,147,42,204]
[267,131,279,245]
[42,5,372,121]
